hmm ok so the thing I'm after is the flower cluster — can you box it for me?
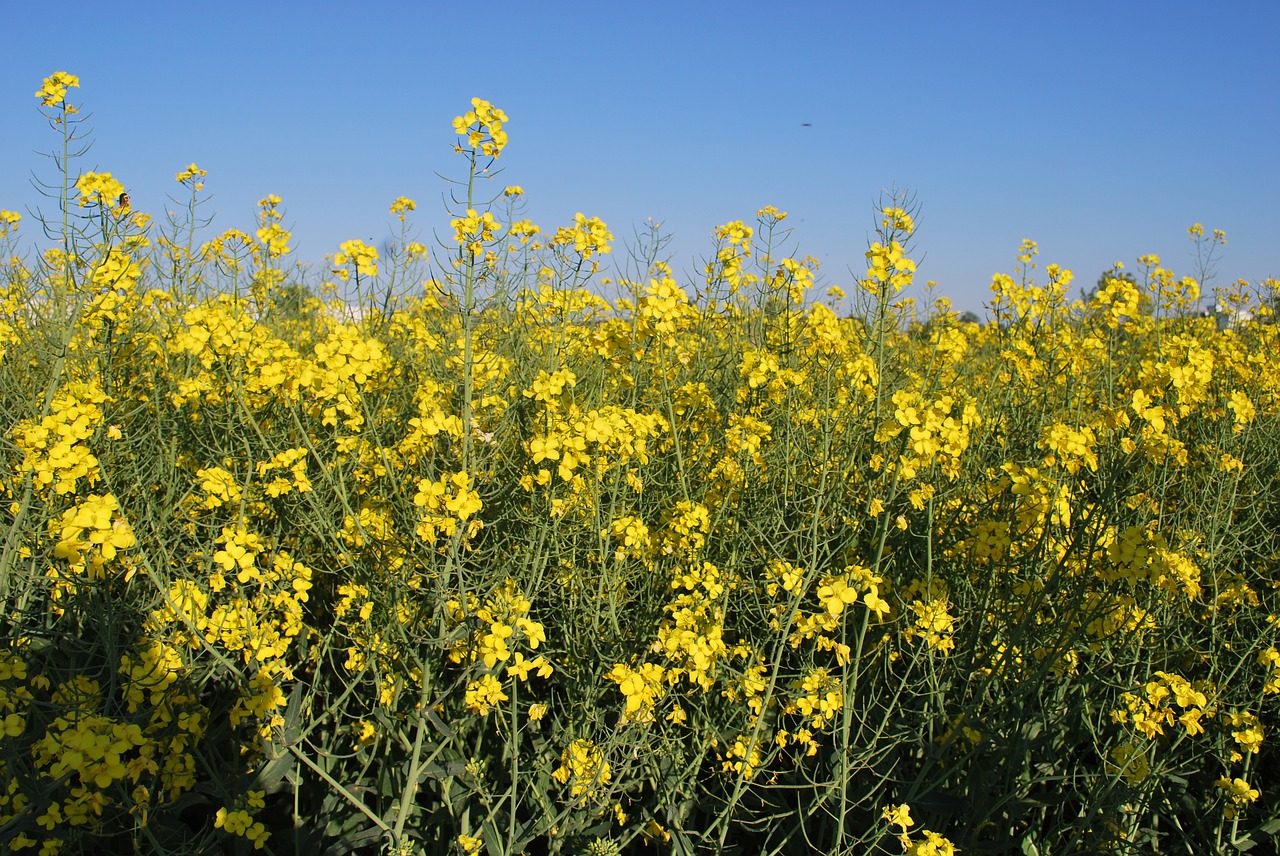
[1111,671,1214,739]
[552,739,611,801]
[453,97,509,157]
[75,171,127,211]
[606,662,666,723]
[35,71,79,107]
[333,238,379,279]
[552,213,614,260]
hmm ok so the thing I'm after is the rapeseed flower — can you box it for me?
[333,239,379,279]
[453,97,509,157]
[36,71,79,106]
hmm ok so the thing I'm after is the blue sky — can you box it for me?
[3,1,1277,314]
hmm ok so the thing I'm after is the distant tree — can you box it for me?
[908,309,982,343]
[266,283,322,325]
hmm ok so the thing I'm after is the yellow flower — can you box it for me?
[1229,711,1264,754]
[36,71,80,106]
[1260,647,1280,695]
[863,240,916,294]
[552,213,614,259]
[607,662,665,721]
[465,674,508,715]
[0,210,20,238]
[215,806,270,849]
[509,219,541,245]
[389,196,416,219]
[453,97,510,157]
[1227,390,1256,427]
[353,719,377,746]
[334,239,379,278]
[506,652,551,682]
[904,829,959,856]
[552,738,612,799]
[257,223,292,258]
[451,208,501,256]
[906,597,956,654]
[1178,707,1207,736]
[882,803,914,832]
[175,163,208,188]
[642,819,672,843]
[816,575,860,617]
[75,171,127,210]
[1216,776,1260,805]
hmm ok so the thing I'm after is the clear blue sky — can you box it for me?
[4,1,1277,314]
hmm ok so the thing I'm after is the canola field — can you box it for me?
[1,73,1278,855]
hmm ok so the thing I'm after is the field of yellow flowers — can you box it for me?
[1,72,1277,856]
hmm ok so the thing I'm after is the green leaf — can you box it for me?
[321,823,387,856]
